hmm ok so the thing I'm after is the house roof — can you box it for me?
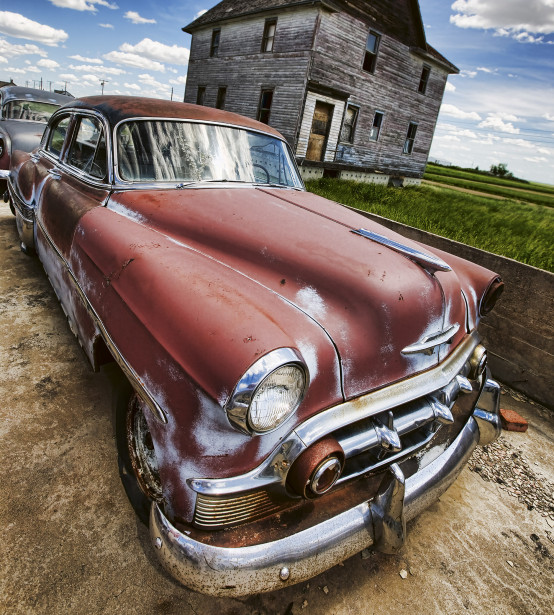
[183,0,458,73]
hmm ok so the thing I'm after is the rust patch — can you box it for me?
[104,258,135,287]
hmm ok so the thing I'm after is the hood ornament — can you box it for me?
[401,324,460,356]
[351,228,451,274]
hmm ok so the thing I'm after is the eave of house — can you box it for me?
[410,46,460,75]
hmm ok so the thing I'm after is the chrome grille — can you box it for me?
[194,489,283,529]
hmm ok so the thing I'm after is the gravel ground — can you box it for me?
[1,201,553,615]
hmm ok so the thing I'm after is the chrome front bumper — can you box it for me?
[150,378,501,597]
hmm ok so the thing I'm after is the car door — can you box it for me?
[34,111,112,342]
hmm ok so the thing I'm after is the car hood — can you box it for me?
[107,187,467,399]
[0,119,45,152]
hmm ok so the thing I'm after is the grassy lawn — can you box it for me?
[306,178,554,273]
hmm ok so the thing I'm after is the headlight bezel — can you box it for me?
[225,348,309,435]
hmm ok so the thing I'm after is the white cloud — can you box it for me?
[0,38,48,58]
[543,113,554,121]
[451,0,554,39]
[48,0,118,12]
[103,51,165,72]
[69,54,102,64]
[169,75,187,85]
[478,114,520,134]
[523,156,548,163]
[193,9,208,20]
[5,67,26,73]
[445,81,456,92]
[118,38,189,66]
[0,57,8,65]
[69,63,126,75]
[123,82,141,91]
[0,11,68,46]
[460,69,477,78]
[99,23,113,29]
[441,104,482,121]
[476,66,497,74]
[124,11,156,25]
[37,58,60,69]
[58,73,78,81]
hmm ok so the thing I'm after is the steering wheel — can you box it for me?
[253,163,270,183]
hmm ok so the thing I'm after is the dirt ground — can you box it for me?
[1,201,553,615]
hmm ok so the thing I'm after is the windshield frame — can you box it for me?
[112,117,305,191]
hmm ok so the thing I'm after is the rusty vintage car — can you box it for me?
[0,86,73,196]
[3,96,504,596]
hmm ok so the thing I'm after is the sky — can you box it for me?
[1,0,553,184]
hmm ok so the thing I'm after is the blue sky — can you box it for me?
[1,0,553,184]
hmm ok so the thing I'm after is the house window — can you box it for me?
[210,29,220,57]
[257,89,273,124]
[216,87,227,110]
[403,122,418,154]
[340,105,359,143]
[196,86,206,106]
[369,111,384,141]
[261,19,277,52]
[418,65,431,94]
[363,31,380,73]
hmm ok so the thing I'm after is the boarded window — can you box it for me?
[403,122,418,154]
[196,86,206,106]
[340,105,359,143]
[363,31,380,73]
[369,111,384,142]
[418,65,431,94]
[262,19,277,52]
[210,29,220,57]
[257,89,273,124]
[216,87,227,110]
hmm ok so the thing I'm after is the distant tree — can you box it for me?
[490,162,513,178]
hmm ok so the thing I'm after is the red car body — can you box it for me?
[4,96,504,596]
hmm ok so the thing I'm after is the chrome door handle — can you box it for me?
[47,168,61,180]
[30,153,40,163]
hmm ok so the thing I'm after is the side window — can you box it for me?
[210,29,220,57]
[418,65,431,94]
[196,86,206,106]
[363,31,380,73]
[340,105,359,143]
[46,115,71,158]
[215,87,227,110]
[369,111,384,142]
[261,19,277,52]
[403,122,418,154]
[67,116,107,180]
[257,89,274,124]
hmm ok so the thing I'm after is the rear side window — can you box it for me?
[46,115,71,158]
[67,116,107,180]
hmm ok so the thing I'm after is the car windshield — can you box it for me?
[3,100,59,123]
[116,120,303,188]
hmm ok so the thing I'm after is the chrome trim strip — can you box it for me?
[35,217,168,423]
[351,228,452,273]
[189,332,480,497]
[401,323,460,355]
[150,405,493,596]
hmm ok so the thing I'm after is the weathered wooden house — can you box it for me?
[182,0,458,184]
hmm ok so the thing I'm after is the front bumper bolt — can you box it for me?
[154,537,163,550]
[279,567,290,581]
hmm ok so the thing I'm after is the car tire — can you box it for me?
[115,382,164,525]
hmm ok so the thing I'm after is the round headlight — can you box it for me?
[248,364,306,433]
[225,348,309,435]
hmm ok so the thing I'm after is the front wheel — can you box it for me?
[116,386,163,525]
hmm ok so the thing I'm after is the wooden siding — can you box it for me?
[184,8,318,145]
[308,9,449,177]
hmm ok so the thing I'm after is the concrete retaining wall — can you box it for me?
[355,210,554,410]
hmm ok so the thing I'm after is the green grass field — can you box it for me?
[306,178,554,273]
[424,164,554,205]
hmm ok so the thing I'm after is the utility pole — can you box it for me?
[100,79,108,95]
[48,81,52,92]
[170,87,174,101]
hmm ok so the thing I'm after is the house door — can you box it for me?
[306,101,334,161]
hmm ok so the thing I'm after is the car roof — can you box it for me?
[61,96,284,138]
[0,86,73,106]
